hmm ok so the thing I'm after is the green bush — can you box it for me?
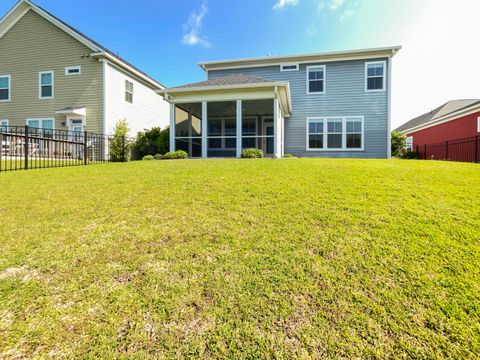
[241,148,264,159]
[110,119,131,162]
[283,153,294,158]
[162,150,188,160]
[401,150,418,159]
[142,155,154,161]
[131,127,169,160]
[391,130,406,157]
[153,154,163,160]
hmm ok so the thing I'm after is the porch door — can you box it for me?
[266,126,274,155]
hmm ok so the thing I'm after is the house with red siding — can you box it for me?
[396,99,480,161]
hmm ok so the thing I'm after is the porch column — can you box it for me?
[201,101,207,158]
[169,102,175,152]
[273,97,282,158]
[236,99,242,158]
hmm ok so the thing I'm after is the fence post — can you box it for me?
[445,140,449,160]
[475,136,479,163]
[84,131,88,165]
[121,136,125,162]
[24,125,29,170]
[424,144,427,160]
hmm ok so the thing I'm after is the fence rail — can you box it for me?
[0,126,129,172]
[416,135,479,163]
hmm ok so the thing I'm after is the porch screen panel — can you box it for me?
[174,103,202,157]
[241,99,274,156]
[207,101,237,157]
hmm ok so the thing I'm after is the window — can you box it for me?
[0,75,11,101]
[65,66,81,75]
[208,119,222,149]
[125,80,134,103]
[307,116,364,150]
[0,119,8,132]
[39,71,54,99]
[307,65,325,94]
[208,118,236,149]
[224,118,236,148]
[406,136,413,151]
[365,61,386,91]
[242,118,257,148]
[281,64,299,72]
[477,117,480,133]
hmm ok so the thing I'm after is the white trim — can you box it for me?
[306,65,326,95]
[280,63,299,72]
[198,45,402,71]
[169,102,175,152]
[236,99,242,158]
[39,71,54,99]
[158,81,290,94]
[26,117,55,130]
[201,101,207,158]
[306,116,365,151]
[387,58,392,158]
[477,117,480,133]
[365,61,386,93]
[102,59,107,136]
[406,136,413,151]
[65,66,81,75]
[0,74,11,102]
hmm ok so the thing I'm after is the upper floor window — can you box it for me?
[307,116,364,150]
[0,119,8,131]
[307,65,325,94]
[281,64,299,72]
[39,71,54,99]
[365,61,386,92]
[65,66,81,75]
[0,75,11,101]
[125,80,134,103]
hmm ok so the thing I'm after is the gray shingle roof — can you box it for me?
[396,99,480,133]
[172,74,275,89]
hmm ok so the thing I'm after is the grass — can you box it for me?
[0,159,479,358]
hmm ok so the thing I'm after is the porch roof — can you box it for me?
[158,74,292,116]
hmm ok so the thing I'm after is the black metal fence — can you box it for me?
[416,135,480,163]
[0,126,130,172]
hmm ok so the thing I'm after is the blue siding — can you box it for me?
[208,58,390,158]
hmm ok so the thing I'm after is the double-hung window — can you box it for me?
[125,80,134,103]
[0,75,11,101]
[405,136,413,151]
[307,65,325,94]
[39,71,54,99]
[307,116,364,150]
[365,61,386,91]
[0,119,8,132]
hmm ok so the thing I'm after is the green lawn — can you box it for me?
[0,159,479,358]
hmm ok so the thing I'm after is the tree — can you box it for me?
[110,119,131,162]
[391,130,406,157]
[132,126,169,160]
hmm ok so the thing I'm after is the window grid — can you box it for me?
[307,65,325,94]
[125,80,134,103]
[65,66,81,75]
[0,75,10,101]
[365,61,386,92]
[307,117,364,151]
[39,71,54,99]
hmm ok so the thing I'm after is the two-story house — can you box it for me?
[0,0,169,136]
[159,46,400,158]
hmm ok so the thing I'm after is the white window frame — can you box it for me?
[0,74,11,102]
[0,119,8,131]
[26,118,55,130]
[406,136,414,151]
[39,71,54,99]
[280,63,299,72]
[306,65,326,95]
[477,117,480,132]
[306,116,364,151]
[365,61,386,92]
[125,80,134,104]
[65,66,81,75]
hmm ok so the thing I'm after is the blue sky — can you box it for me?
[1,0,479,127]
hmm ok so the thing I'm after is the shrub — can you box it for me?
[401,150,418,159]
[283,153,294,158]
[153,154,163,160]
[142,155,154,161]
[110,119,131,162]
[241,148,264,159]
[162,150,188,160]
[391,130,406,157]
[131,127,169,160]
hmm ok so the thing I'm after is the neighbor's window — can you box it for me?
[281,64,299,72]
[406,136,413,151]
[0,75,11,101]
[0,119,8,131]
[477,117,480,132]
[125,80,134,103]
[307,65,325,94]
[65,66,81,75]
[365,61,385,91]
[39,71,54,99]
[307,116,364,150]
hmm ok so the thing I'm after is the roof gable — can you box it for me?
[172,74,275,89]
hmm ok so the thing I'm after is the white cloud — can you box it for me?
[340,9,354,22]
[182,2,210,48]
[329,0,345,10]
[273,0,299,11]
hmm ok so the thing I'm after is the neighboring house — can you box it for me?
[396,99,480,150]
[0,0,169,136]
[158,46,401,158]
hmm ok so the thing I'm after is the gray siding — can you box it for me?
[208,59,389,158]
